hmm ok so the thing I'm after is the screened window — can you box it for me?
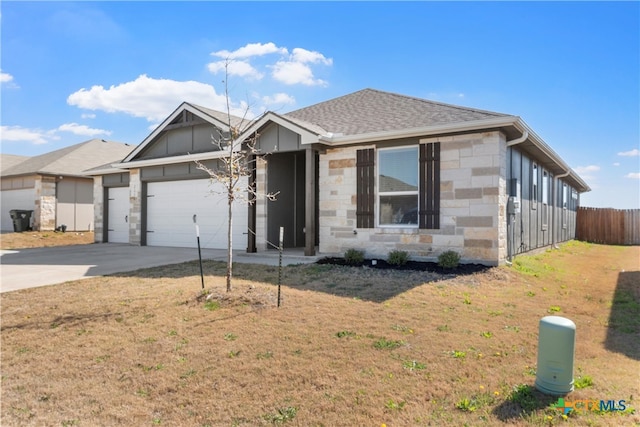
[378,147,418,225]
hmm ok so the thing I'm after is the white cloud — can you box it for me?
[67,74,252,122]
[1,70,19,88]
[573,165,600,187]
[81,113,96,119]
[613,162,620,167]
[208,60,263,80]
[291,48,333,66]
[618,148,640,157]
[0,125,50,145]
[272,61,326,86]
[58,123,112,137]
[208,43,332,87]
[626,172,640,179]
[262,92,296,106]
[272,48,332,86]
[1,71,13,83]
[211,42,288,59]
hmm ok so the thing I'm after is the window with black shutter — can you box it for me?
[356,148,375,228]
[419,142,440,229]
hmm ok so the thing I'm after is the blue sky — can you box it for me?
[1,1,638,209]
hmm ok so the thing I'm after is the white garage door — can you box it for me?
[1,188,35,231]
[146,179,248,250]
[107,187,129,243]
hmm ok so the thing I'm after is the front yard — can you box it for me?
[1,241,638,426]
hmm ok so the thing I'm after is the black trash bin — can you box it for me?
[9,210,33,232]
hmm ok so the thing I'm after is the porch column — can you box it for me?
[305,147,316,256]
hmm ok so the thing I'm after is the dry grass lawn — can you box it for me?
[1,240,638,426]
[1,231,94,249]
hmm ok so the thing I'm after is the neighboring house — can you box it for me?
[92,89,589,265]
[1,139,133,232]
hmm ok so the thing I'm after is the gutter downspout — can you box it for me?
[552,170,571,249]
[505,131,529,265]
[507,130,529,147]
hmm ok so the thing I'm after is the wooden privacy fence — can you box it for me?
[576,207,640,245]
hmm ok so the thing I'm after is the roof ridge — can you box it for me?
[356,88,508,117]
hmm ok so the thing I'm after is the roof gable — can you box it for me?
[1,139,132,178]
[284,88,509,136]
[123,102,246,163]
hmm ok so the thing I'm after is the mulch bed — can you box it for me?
[316,257,491,275]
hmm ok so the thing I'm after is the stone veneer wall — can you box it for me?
[34,176,57,231]
[128,169,142,245]
[93,176,104,242]
[318,131,508,265]
[254,157,268,251]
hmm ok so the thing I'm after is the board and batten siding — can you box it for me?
[506,147,580,256]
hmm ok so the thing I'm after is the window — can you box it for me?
[356,143,439,229]
[542,170,549,230]
[378,147,419,225]
[562,183,568,228]
[532,163,538,208]
[542,171,549,205]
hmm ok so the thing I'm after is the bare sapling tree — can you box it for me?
[194,61,277,292]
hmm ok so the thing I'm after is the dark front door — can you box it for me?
[267,152,305,248]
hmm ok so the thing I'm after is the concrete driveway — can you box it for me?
[0,243,318,293]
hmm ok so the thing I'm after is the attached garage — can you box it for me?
[106,186,129,243]
[56,178,94,231]
[145,179,248,250]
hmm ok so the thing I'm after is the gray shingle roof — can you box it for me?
[1,154,30,174]
[189,103,248,129]
[1,139,133,177]
[284,88,509,136]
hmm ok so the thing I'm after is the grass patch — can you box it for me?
[0,242,638,426]
[373,338,405,350]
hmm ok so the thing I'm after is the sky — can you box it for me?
[1,1,638,209]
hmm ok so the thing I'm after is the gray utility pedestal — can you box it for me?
[535,316,576,395]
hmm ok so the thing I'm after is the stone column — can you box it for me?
[129,169,142,245]
[34,176,57,231]
[93,176,104,243]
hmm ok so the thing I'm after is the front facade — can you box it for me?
[93,89,589,265]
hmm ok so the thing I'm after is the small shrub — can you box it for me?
[387,250,409,266]
[438,250,460,269]
[344,248,365,265]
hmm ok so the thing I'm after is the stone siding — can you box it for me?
[318,131,508,265]
[254,157,268,251]
[34,176,57,231]
[129,169,142,245]
[93,176,104,242]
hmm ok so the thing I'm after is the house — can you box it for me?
[1,139,133,232]
[92,89,589,265]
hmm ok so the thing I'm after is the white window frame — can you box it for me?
[376,146,419,228]
[532,163,538,209]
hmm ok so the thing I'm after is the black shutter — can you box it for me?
[356,148,375,228]
[419,142,440,229]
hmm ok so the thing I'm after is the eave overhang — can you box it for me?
[112,149,234,170]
